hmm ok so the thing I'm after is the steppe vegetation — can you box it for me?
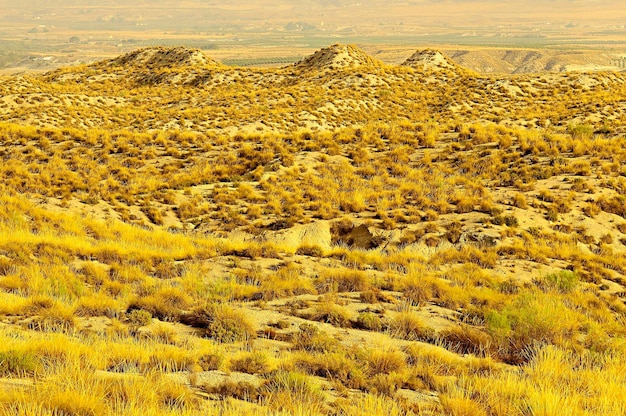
[1,45,626,415]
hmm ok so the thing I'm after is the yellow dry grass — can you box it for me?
[0,45,626,415]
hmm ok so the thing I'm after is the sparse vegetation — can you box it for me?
[1,44,626,415]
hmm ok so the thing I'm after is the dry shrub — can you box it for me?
[203,380,264,401]
[291,323,337,352]
[295,244,325,257]
[144,349,196,373]
[230,352,269,374]
[512,192,528,208]
[439,325,493,357]
[308,301,352,328]
[29,304,76,333]
[75,294,119,318]
[264,371,327,414]
[359,289,395,304]
[257,263,316,301]
[125,309,152,327]
[334,394,408,416]
[355,311,385,331]
[533,271,579,294]
[153,376,200,410]
[441,393,488,416]
[365,348,406,375]
[316,269,370,293]
[149,323,178,344]
[294,351,366,390]
[180,303,256,343]
[198,353,223,371]
[0,257,18,276]
[40,387,107,416]
[126,286,191,321]
[403,276,435,306]
[389,311,433,341]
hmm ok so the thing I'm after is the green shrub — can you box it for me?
[535,271,578,294]
[567,123,594,139]
[355,311,384,331]
[0,350,38,376]
[486,291,581,364]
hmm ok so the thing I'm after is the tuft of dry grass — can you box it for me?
[180,303,256,343]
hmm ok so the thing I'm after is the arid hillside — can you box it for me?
[1,45,626,415]
[2,44,626,134]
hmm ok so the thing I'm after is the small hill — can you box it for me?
[294,44,384,71]
[402,49,463,74]
[447,48,621,74]
[109,46,221,70]
[52,46,227,87]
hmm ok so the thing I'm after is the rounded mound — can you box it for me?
[294,44,383,71]
[110,46,221,69]
[402,49,462,73]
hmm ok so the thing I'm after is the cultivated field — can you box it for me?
[2,0,626,74]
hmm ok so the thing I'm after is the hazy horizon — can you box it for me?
[2,0,626,30]
[2,0,625,71]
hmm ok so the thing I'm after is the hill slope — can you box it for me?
[2,45,625,133]
[1,45,626,415]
